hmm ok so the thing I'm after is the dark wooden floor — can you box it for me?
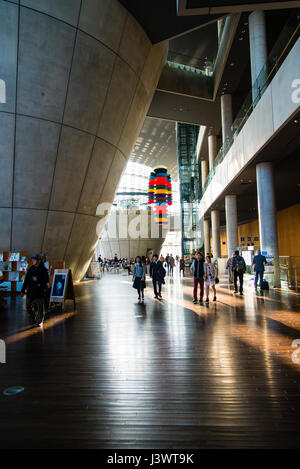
[1,270,300,449]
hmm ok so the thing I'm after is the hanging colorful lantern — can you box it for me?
[148,166,172,225]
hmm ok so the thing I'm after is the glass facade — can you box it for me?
[177,123,203,257]
[114,161,180,215]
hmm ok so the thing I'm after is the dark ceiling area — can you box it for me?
[148,91,222,131]
[168,21,218,68]
[182,0,300,14]
[118,0,223,43]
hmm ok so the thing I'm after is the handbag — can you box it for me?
[215,277,219,284]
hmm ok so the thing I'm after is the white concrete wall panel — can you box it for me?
[20,0,81,26]
[0,0,167,281]
[18,8,75,121]
[78,139,117,215]
[271,38,300,131]
[119,13,151,76]
[63,32,115,134]
[79,0,127,52]
[97,57,138,146]
[14,116,60,209]
[0,113,15,207]
[98,151,126,205]
[0,209,12,251]
[50,127,95,212]
[11,208,48,253]
[0,1,18,113]
[42,211,75,261]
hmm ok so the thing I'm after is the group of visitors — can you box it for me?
[99,248,268,305]
[190,252,218,304]
[98,255,149,275]
[131,254,166,302]
[226,249,267,293]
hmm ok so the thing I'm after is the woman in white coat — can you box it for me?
[204,255,217,303]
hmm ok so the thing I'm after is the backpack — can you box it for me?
[234,257,246,273]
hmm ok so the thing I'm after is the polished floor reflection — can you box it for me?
[1,271,300,449]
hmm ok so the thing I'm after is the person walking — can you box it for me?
[132,256,146,302]
[190,252,205,304]
[204,255,217,303]
[251,250,267,290]
[169,254,175,276]
[226,254,234,284]
[21,254,49,326]
[231,250,246,295]
[150,254,165,300]
[165,253,170,273]
[179,257,185,277]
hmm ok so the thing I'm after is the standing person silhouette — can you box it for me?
[150,254,165,300]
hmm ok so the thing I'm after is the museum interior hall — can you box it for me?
[0,0,300,451]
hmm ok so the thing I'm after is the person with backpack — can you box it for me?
[150,254,165,300]
[231,250,246,295]
[251,250,267,290]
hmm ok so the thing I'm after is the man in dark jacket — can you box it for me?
[231,250,246,295]
[150,254,165,299]
[251,250,267,290]
[21,254,49,326]
[190,252,205,304]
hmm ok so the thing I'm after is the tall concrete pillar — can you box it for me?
[249,10,267,87]
[208,135,218,170]
[217,18,225,45]
[201,160,209,188]
[249,10,267,105]
[221,94,233,147]
[225,195,238,257]
[203,218,210,256]
[256,162,280,287]
[211,210,221,259]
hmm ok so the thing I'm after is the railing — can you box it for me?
[202,18,300,194]
[279,256,300,290]
[166,50,214,77]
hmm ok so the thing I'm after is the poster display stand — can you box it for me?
[50,269,76,311]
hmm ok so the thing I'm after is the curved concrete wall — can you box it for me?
[98,210,166,260]
[0,0,167,280]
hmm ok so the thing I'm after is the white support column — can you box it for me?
[211,210,221,259]
[249,10,268,103]
[208,135,218,170]
[217,18,225,45]
[256,162,280,287]
[225,195,238,257]
[221,94,233,147]
[204,218,210,256]
[249,10,267,86]
[201,160,209,188]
